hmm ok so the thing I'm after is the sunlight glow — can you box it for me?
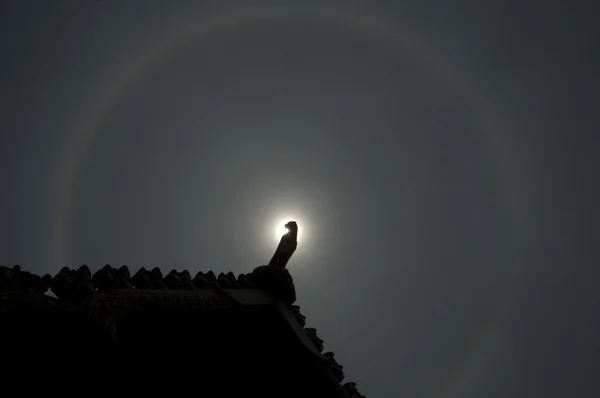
[274,220,291,241]
[272,217,304,243]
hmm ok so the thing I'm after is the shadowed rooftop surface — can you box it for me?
[0,264,363,398]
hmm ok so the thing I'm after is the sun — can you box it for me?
[274,221,290,240]
[273,218,302,242]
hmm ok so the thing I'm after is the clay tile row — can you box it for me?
[50,264,257,300]
[302,326,366,396]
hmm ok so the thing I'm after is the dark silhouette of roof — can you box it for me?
[0,264,365,397]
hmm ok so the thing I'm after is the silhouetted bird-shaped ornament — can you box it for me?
[268,221,298,268]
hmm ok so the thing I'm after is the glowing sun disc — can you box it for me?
[274,221,291,240]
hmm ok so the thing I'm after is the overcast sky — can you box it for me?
[1,1,599,396]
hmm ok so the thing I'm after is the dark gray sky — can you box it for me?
[2,1,599,396]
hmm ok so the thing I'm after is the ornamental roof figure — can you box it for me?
[268,221,298,269]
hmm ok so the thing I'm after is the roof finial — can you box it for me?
[268,221,298,268]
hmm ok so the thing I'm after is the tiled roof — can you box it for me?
[0,264,365,397]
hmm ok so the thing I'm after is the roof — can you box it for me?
[0,264,365,397]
